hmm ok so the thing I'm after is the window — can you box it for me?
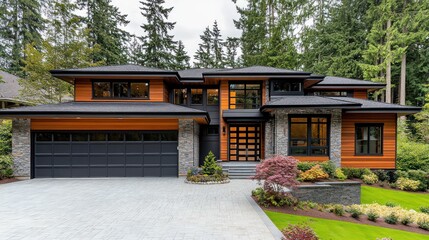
[207,125,219,135]
[93,81,149,99]
[271,80,303,95]
[313,91,348,97]
[229,83,262,109]
[174,89,187,105]
[207,89,219,105]
[289,116,329,156]
[355,124,383,155]
[191,89,203,105]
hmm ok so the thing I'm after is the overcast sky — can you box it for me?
[110,0,245,63]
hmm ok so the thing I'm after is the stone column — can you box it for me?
[275,110,289,156]
[12,118,31,179]
[330,110,342,167]
[178,119,199,175]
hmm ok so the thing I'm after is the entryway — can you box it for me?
[228,124,261,161]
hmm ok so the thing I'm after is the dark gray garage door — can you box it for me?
[33,131,178,178]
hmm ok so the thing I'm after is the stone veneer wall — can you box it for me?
[265,108,342,166]
[178,119,199,175]
[292,182,361,205]
[12,119,31,178]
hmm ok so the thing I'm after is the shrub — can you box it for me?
[299,165,329,182]
[334,168,347,181]
[367,211,379,221]
[252,187,298,207]
[320,161,336,178]
[407,169,429,190]
[297,161,317,172]
[201,151,222,175]
[372,170,389,182]
[0,120,12,155]
[396,177,421,191]
[342,168,371,179]
[397,139,429,172]
[348,207,362,219]
[253,155,299,194]
[332,204,345,216]
[362,173,378,185]
[0,155,13,179]
[384,213,398,224]
[400,215,412,225]
[385,202,398,208]
[420,206,429,214]
[281,224,319,240]
[187,167,201,177]
[418,219,429,231]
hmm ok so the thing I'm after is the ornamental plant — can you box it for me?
[299,165,329,182]
[362,173,378,185]
[281,224,319,240]
[202,151,222,175]
[0,155,13,179]
[395,177,421,191]
[252,155,299,194]
[334,168,347,181]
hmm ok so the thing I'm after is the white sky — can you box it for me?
[110,0,245,62]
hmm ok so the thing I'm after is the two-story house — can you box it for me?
[0,65,421,178]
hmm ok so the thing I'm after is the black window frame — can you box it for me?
[173,88,188,105]
[270,79,304,96]
[355,123,384,156]
[288,115,330,156]
[207,88,219,106]
[190,88,203,105]
[92,80,150,100]
[229,82,262,109]
[312,91,351,97]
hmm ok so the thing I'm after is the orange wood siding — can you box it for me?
[74,79,166,102]
[293,156,330,162]
[353,90,368,99]
[31,118,178,131]
[341,113,397,169]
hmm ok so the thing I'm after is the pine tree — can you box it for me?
[137,0,176,69]
[173,40,190,70]
[127,36,144,65]
[194,26,213,68]
[212,21,224,68]
[224,37,240,68]
[78,0,130,65]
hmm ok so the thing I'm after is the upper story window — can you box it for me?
[313,91,348,97]
[355,124,383,155]
[93,81,149,99]
[191,89,203,105]
[229,83,262,109]
[289,116,329,156]
[174,88,187,105]
[207,89,219,105]
[271,80,303,95]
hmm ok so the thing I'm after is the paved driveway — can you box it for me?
[0,178,281,240]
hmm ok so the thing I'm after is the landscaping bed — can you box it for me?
[185,151,229,184]
[0,178,19,184]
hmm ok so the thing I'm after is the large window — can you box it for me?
[289,116,329,156]
[229,83,262,109]
[93,81,149,99]
[355,124,383,155]
[271,80,303,95]
[313,91,349,97]
[191,89,203,105]
[207,89,219,105]
[173,89,187,105]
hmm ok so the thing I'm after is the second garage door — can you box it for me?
[33,131,178,178]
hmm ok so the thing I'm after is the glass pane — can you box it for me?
[113,82,129,97]
[125,133,142,141]
[53,133,69,141]
[369,126,382,154]
[290,123,307,139]
[311,123,327,139]
[207,89,219,105]
[174,89,187,105]
[273,81,301,92]
[90,133,106,141]
[191,89,203,104]
[230,84,245,90]
[291,140,307,147]
[144,133,159,141]
[290,148,307,155]
[314,91,348,96]
[108,133,123,141]
[311,139,327,146]
[72,133,88,141]
[311,148,328,155]
[291,118,307,123]
[93,82,111,98]
[36,133,52,141]
[161,132,177,141]
[246,84,260,89]
[311,118,327,123]
[231,90,245,98]
[130,82,149,98]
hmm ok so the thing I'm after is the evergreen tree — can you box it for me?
[224,37,240,68]
[212,21,224,68]
[173,40,190,70]
[78,0,130,65]
[127,36,144,65]
[137,0,176,69]
[194,26,213,68]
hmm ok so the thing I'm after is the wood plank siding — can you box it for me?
[31,118,179,131]
[74,79,167,102]
[293,156,330,162]
[353,90,368,99]
[341,113,397,169]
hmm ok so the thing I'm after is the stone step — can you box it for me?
[228,175,254,179]
[228,169,256,173]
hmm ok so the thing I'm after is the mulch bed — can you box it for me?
[0,178,20,185]
[263,205,429,235]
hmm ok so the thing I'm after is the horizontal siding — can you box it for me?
[74,79,166,102]
[220,81,228,160]
[31,118,178,131]
[353,90,367,99]
[341,113,397,169]
[293,156,330,162]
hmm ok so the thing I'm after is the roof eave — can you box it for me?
[260,104,362,112]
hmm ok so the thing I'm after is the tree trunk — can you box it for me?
[385,19,392,103]
[400,52,406,105]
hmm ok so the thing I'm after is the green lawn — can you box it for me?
[266,211,429,240]
[361,186,429,210]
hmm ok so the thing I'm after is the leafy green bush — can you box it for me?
[362,173,378,185]
[202,151,222,175]
[334,168,347,181]
[348,207,362,219]
[395,177,421,191]
[385,202,398,208]
[418,219,429,231]
[331,204,345,216]
[0,155,13,179]
[299,165,329,182]
[397,139,429,172]
[281,223,319,240]
[384,213,398,224]
[320,161,336,178]
[400,215,412,225]
[420,206,429,214]
[252,187,298,207]
[0,120,12,155]
[342,168,371,179]
[372,170,389,182]
[407,170,429,190]
[297,161,317,172]
[367,211,379,221]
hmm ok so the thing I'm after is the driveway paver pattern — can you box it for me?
[0,178,279,240]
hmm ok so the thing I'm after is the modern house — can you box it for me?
[0,70,32,109]
[0,65,421,179]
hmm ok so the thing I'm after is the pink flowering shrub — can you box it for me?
[252,155,299,193]
[281,224,319,240]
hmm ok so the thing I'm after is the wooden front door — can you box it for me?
[228,125,261,161]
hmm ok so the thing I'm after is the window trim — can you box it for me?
[355,123,384,156]
[92,80,150,100]
[173,88,188,105]
[288,115,331,156]
[190,88,203,105]
[270,79,304,96]
[207,88,219,106]
[228,81,262,109]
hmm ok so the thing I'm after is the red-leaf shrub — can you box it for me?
[252,155,299,193]
[281,224,319,240]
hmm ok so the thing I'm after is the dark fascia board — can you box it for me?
[344,107,422,114]
[51,71,181,83]
[260,103,362,111]
[203,72,311,77]
[311,84,385,89]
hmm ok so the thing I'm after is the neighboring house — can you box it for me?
[0,70,32,109]
[0,65,421,179]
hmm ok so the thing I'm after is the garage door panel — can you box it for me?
[108,143,125,153]
[125,144,143,153]
[162,167,177,177]
[108,155,125,165]
[53,167,71,178]
[52,156,71,166]
[72,167,89,177]
[89,144,107,153]
[144,155,161,165]
[89,167,107,177]
[89,155,107,165]
[161,155,178,165]
[72,155,89,165]
[35,156,52,165]
[126,167,143,177]
[108,167,125,177]
[35,144,52,153]
[52,144,71,153]
[144,143,161,153]
[71,144,89,153]
[144,167,161,177]
[35,167,52,178]
[161,143,178,153]
[126,155,143,165]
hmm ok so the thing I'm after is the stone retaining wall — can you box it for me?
[292,181,361,205]
[12,118,31,179]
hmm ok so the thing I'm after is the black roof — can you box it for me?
[50,64,177,75]
[0,102,210,121]
[261,96,361,111]
[312,76,385,89]
[331,97,421,113]
[205,66,311,76]
[178,68,221,79]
